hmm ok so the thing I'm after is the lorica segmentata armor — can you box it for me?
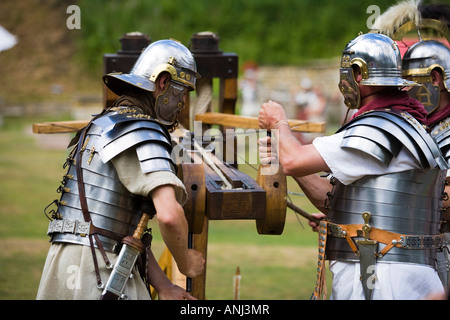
[47,107,176,253]
[325,109,447,268]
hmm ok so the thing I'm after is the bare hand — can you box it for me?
[180,249,205,278]
[308,213,327,232]
[158,284,197,300]
[258,136,277,165]
[258,100,287,130]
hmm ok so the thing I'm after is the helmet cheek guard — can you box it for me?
[154,81,187,126]
[405,78,441,114]
[339,67,361,110]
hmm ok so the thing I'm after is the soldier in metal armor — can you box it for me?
[413,40,450,296]
[258,32,448,300]
[398,2,450,294]
[37,39,205,299]
[369,0,450,298]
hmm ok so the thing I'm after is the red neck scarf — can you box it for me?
[425,103,450,127]
[350,90,428,124]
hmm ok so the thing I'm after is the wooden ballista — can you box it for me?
[33,32,325,299]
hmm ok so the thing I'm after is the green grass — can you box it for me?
[0,115,330,300]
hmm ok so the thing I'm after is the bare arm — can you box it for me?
[146,248,196,300]
[293,174,331,213]
[150,185,205,278]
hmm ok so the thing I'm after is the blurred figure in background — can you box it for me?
[292,77,326,143]
[239,61,261,117]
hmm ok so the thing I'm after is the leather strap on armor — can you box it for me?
[75,122,115,289]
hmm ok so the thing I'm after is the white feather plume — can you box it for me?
[372,0,422,37]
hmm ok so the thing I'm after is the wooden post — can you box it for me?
[190,216,209,300]
[182,32,239,299]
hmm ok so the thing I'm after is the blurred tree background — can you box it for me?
[77,0,395,69]
[1,0,442,104]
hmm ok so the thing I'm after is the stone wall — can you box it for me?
[2,58,349,130]
[244,57,347,126]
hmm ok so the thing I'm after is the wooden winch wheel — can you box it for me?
[255,164,287,235]
[177,162,206,234]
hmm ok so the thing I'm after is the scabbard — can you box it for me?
[101,243,141,300]
[100,213,150,300]
[356,240,378,300]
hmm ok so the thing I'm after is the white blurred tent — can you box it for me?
[0,25,17,52]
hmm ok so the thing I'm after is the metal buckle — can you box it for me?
[400,235,444,249]
[328,223,347,238]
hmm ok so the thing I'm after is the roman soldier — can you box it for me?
[37,39,205,300]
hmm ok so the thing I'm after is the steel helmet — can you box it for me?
[402,40,450,113]
[104,39,197,95]
[103,39,198,126]
[339,32,418,109]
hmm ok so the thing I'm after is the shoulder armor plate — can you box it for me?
[431,117,450,165]
[337,109,448,170]
[91,110,175,174]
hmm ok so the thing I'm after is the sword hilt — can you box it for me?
[361,212,372,241]
[121,213,150,253]
[358,212,377,245]
[133,213,150,239]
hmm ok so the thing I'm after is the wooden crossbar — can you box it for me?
[195,112,325,133]
[32,112,326,134]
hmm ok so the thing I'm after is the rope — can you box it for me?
[190,77,213,129]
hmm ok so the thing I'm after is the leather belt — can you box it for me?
[76,123,113,290]
[48,219,123,253]
[327,222,444,258]
[47,218,91,237]
[311,217,444,300]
